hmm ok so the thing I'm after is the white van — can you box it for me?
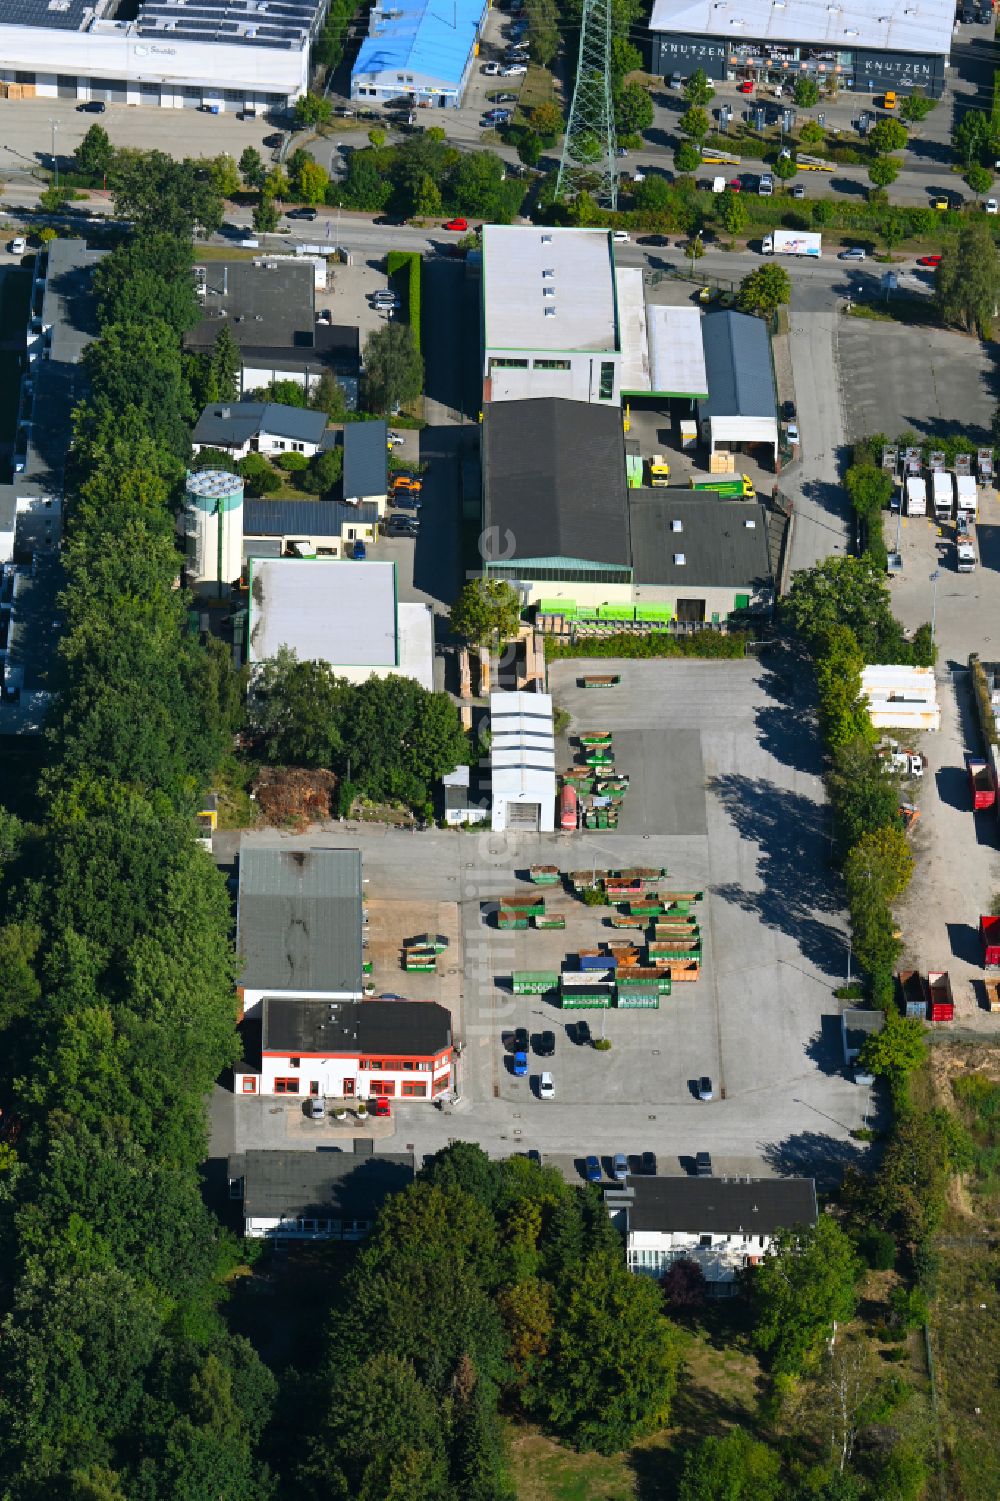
[712,176,726,193]
[9,237,26,255]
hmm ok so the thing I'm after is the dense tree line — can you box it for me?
[0,168,273,1498]
[332,133,524,222]
[289,1143,682,1495]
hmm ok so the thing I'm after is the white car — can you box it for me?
[9,237,26,255]
[500,63,528,76]
[482,61,501,75]
[612,229,630,244]
[539,1072,555,1099]
[387,432,405,448]
[985,198,998,214]
[786,423,800,445]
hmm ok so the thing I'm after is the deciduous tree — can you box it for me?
[363,320,424,413]
[751,1217,861,1375]
[737,263,791,318]
[450,579,521,645]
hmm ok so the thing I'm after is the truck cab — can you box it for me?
[649,454,671,486]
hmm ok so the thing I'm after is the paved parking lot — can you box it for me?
[838,319,995,447]
[211,659,871,1182]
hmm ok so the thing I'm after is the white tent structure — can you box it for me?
[489,691,556,833]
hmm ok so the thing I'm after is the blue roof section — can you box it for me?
[244,500,381,535]
[343,420,388,499]
[699,311,776,421]
[353,0,485,88]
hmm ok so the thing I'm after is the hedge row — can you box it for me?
[544,631,750,660]
[386,249,422,354]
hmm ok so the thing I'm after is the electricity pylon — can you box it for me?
[555,0,618,211]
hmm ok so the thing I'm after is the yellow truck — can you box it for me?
[649,454,671,486]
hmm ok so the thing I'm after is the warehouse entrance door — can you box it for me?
[507,802,541,831]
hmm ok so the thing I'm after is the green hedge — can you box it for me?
[386,249,421,355]
[970,654,999,751]
[544,631,750,660]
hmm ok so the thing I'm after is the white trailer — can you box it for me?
[957,536,977,573]
[905,476,926,516]
[762,230,821,257]
[955,474,978,519]
[932,471,954,521]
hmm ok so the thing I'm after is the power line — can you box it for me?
[556,0,619,210]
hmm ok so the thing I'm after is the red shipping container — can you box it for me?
[929,1002,954,1022]
[981,914,1000,968]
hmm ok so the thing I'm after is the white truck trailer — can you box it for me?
[955,473,978,520]
[761,230,821,257]
[957,535,977,573]
[905,476,926,516]
[932,471,954,522]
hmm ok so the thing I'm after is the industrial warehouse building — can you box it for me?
[648,0,954,98]
[699,310,779,466]
[351,0,488,109]
[481,400,783,625]
[246,556,435,690]
[488,690,556,834]
[0,0,328,111]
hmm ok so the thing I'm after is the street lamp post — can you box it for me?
[48,118,59,190]
[929,569,940,651]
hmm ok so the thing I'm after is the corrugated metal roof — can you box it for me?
[343,420,387,499]
[234,1149,414,1221]
[237,845,363,994]
[699,310,776,421]
[648,0,954,56]
[628,492,773,590]
[353,0,486,87]
[483,399,631,567]
[628,1176,817,1235]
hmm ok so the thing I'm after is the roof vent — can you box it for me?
[541,233,553,243]
[543,286,555,297]
[544,306,556,317]
[673,552,686,565]
[744,518,756,528]
[542,267,555,278]
[671,519,682,532]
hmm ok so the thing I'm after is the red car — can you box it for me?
[738,80,754,94]
[373,1096,392,1118]
[443,217,468,231]
[728,177,742,193]
[917,254,942,267]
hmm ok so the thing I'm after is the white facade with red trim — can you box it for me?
[236,1046,453,1101]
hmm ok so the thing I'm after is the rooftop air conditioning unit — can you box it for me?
[671,519,682,532]
[673,553,686,565]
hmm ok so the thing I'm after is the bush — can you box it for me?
[274,451,309,473]
[237,453,282,495]
[386,249,422,354]
[859,1228,897,1270]
[593,1037,612,1051]
[544,631,749,660]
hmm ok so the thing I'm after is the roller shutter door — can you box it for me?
[56,75,77,99]
[507,802,540,831]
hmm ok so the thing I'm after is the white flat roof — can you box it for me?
[248,558,397,667]
[616,268,650,393]
[490,690,556,797]
[647,305,708,398]
[397,603,435,692]
[649,0,955,56]
[482,227,619,355]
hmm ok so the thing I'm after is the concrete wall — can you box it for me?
[485,350,621,406]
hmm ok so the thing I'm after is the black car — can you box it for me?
[575,1019,592,1046]
[640,1151,657,1175]
[77,100,106,113]
[638,234,671,247]
[287,207,318,221]
[512,1026,529,1054]
[263,132,285,148]
[535,1030,555,1057]
[781,399,796,422]
[385,516,419,536]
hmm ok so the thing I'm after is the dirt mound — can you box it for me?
[253,767,337,828]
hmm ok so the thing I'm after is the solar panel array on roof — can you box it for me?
[137,0,325,47]
[2,0,93,31]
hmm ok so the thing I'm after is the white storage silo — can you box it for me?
[185,469,244,597]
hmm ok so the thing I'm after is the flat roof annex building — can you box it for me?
[648,0,954,97]
[351,0,488,108]
[0,0,328,111]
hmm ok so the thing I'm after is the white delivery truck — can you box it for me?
[957,535,977,572]
[955,473,978,520]
[932,470,954,522]
[761,230,821,257]
[905,476,926,516]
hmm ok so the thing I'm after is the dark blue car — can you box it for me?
[585,1155,602,1184]
[513,1051,528,1077]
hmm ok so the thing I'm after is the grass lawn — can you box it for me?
[507,1308,765,1501]
[519,64,557,116]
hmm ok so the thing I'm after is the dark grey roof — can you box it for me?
[243,499,380,536]
[629,492,774,591]
[193,401,327,449]
[343,420,388,500]
[137,0,325,48]
[2,0,91,29]
[483,399,631,566]
[699,311,777,421]
[231,1149,414,1221]
[262,996,453,1057]
[842,1007,885,1055]
[237,845,363,994]
[628,1177,817,1235]
[186,261,315,354]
